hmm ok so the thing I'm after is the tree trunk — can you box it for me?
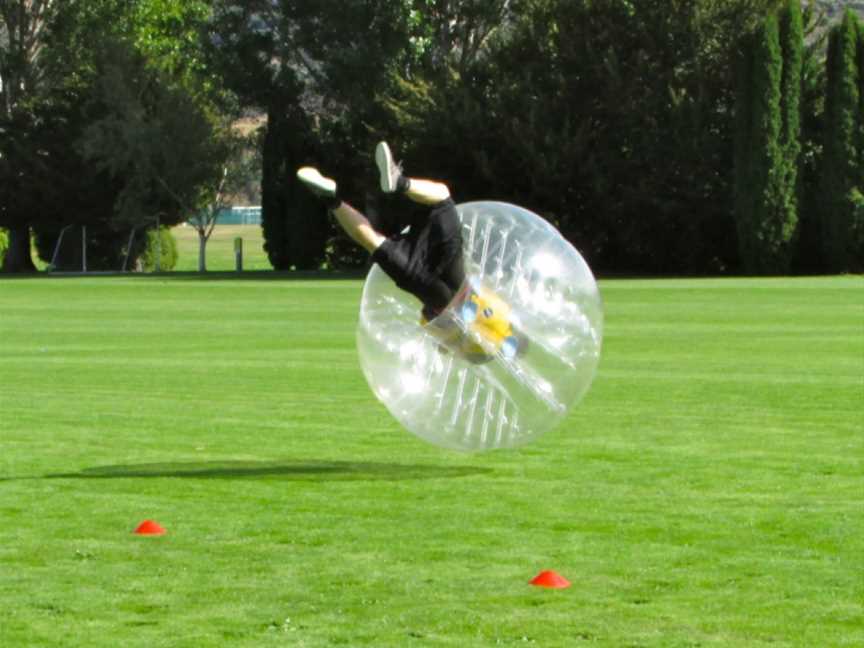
[198,231,207,273]
[1,224,37,273]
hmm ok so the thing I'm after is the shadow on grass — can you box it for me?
[33,459,492,482]
[0,270,367,281]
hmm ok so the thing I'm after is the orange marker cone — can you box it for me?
[530,570,571,589]
[134,520,166,536]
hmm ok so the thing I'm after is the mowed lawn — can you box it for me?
[0,275,861,648]
[171,225,273,272]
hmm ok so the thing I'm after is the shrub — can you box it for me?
[0,229,7,267]
[849,188,864,272]
[140,226,178,272]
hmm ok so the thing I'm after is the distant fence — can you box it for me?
[187,206,261,226]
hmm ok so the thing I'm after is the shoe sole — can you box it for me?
[375,142,397,193]
[297,167,336,197]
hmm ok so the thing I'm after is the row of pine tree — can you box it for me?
[735,3,863,273]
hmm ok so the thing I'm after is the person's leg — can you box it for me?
[297,166,385,253]
[404,178,450,205]
[297,163,449,317]
[331,202,386,253]
[375,141,451,205]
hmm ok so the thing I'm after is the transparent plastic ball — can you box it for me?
[357,201,603,451]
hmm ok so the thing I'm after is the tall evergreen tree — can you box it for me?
[793,1,833,273]
[777,0,804,259]
[736,14,784,272]
[821,10,862,272]
[734,31,756,270]
[734,2,804,274]
[859,20,864,194]
[260,99,327,270]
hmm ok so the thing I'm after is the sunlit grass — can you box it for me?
[171,224,273,272]
[22,224,272,273]
[0,275,861,647]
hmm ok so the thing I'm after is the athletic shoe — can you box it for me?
[375,141,403,193]
[297,167,337,199]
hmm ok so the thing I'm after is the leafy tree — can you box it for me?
[211,0,801,275]
[0,0,224,267]
[0,0,59,272]
[1,80,130,271]
[453,0,781,273]
[186,134,258,272]
[132,0,211,78]
[376,1,514,188]
[78,40,231,230]
[206,0,415,270]
[821,9,863,272]
[2,1,135,272]
[207,2,320,270]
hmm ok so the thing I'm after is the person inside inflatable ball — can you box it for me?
[297,140,528,364]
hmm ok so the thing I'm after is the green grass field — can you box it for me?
[25,225,272,273]
[1,275,861,647]
[171,225,273,272]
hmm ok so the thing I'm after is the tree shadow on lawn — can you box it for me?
[0,270,367,281]
[31,459,493,482]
